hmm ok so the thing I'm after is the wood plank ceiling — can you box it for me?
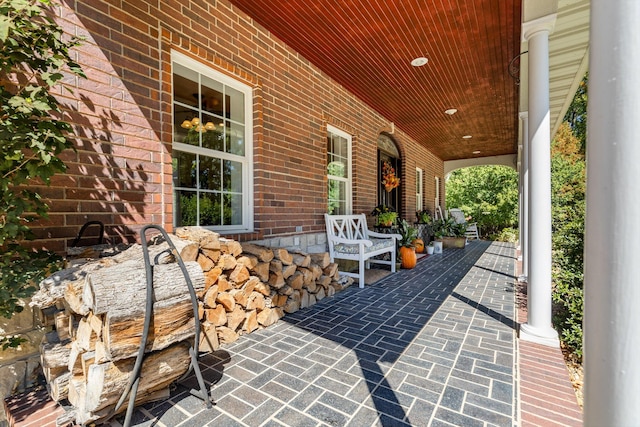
[229,0,522,161]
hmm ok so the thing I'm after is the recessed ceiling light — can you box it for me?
[462,135,473,139]
[444,108,458,115]
[473,150,481,154]
[411,57,428,67]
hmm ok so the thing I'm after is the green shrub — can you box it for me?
[550,122,585,361]
[491,227,518,243]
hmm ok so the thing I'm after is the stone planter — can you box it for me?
[440,237,467,248]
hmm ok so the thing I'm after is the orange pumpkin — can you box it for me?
[400,246,417,269]
[412,238,425,253]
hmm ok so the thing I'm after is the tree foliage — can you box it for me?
[445,165,518,237]
[551,122,585,359]
[563,73,588,153]
[0,0,84,345]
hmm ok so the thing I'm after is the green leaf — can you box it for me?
[0,15,11,42]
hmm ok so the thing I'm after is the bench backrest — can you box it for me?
[324,214,370,242]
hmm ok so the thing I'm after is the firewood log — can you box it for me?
[250,262,270,282]
[268,271,285,289]
[244,310,259,333]
[282,263,297,279]
[217,326,239,344]
[229,264,250,285]
[273,248,293,265]
[205,305,227,326]
[286,271,304,290]
[216,292,235,312]
[241,243,274,262]
[217,254,237,271]
[310,252,330,268]
[102,296,197,361]
[199,323,220,353]
[50,371,71,401]
[256,307,283,327]
[174,226,220,250]
[220,238,243,257]
[246,292,266,311]
[291,252,311,267]
[83,260,204,315]
[79,343,191,419]
[197,252,215,272]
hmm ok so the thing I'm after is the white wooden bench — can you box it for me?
[324,213,401,288]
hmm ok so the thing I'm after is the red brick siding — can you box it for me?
[30,0,444,251]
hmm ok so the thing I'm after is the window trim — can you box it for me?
[435,176,441,211]
[171,50,254,232]
[416,167,423,212]
[327,125,353,215]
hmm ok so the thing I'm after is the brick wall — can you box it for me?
[31,0,444,252]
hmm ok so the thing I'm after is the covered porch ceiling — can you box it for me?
[228,0,590,163]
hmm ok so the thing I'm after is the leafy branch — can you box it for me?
[0,0,84,345]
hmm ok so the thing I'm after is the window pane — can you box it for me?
[199,192,222,226]
[227,86,245,123]
[199,155,221,191]
[175,190,198,226]
[201,113,224,151]
[328,178,347,215]
[173,66,199,107]
[223,160,243,192]
[223,193,243,225]
[174,106,199,145]
[201,76,224,116]
[173,151,197,188]
[327,158,346,178]
[226,121,245,155]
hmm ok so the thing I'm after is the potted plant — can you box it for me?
[371,204,397,227]
[398,219,418,268]
[426,241,435,255]
[416,209,432,224]
[431,222,444,254]
[432,217,467,249]
[414,208,432,246]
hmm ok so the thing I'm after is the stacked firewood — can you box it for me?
[30,227,351,426]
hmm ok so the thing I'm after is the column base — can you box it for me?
[519,323,560,347]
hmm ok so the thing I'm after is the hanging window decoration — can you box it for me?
[382,161,400,192]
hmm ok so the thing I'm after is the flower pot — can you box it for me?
[426,245,435,255]
[433,241,443,254]
[441,237,467,248]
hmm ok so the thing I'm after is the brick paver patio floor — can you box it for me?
[109,240,522,427]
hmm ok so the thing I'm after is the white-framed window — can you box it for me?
[435,176,441,217]
[327,125,352,215]
[171,51,253,232]
[416,167,423,212]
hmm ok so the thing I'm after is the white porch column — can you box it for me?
[519,112,529,280]
[584,1,640,424]
[520,15,559,346]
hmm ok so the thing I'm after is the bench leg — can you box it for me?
[359,260,365,288]
[391,249,396,273]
